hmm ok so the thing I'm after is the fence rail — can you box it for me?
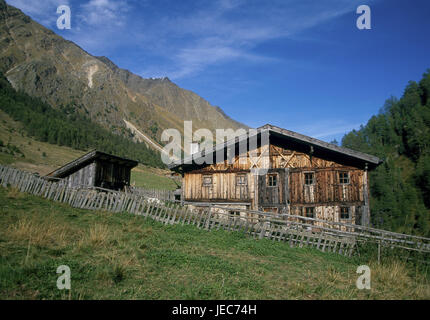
[185,203,430,254]
[125,186,176,201]
[1,165,429,261]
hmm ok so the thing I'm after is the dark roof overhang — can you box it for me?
[45,150,138,179]
[168,124,382,173]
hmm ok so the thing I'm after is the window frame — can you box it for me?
[236,174,248,186]
[305,207,315,218]
[266,173,278,187]
[229,210,241,221]
[340,207,350,220]
[338,171,350,185]
[263,207,279,214]
[304,171,315,186]
[202,175,213,187]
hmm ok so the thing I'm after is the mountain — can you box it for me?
[0,0,247,148]
[342,70,430,237]
[0,72,165,168]
[96,56,246,132]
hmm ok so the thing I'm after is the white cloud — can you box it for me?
[7,0,379,79]
[291,120,364,140]
[78,0,130,27]
[138,0,378,79]
[7,0,70,27]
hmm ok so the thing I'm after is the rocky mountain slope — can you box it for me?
[0,0,246,147]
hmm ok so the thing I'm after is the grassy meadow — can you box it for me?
[1,110,429,300]
[0,187,429,300]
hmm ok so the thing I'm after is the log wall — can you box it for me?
[182,142,369,225]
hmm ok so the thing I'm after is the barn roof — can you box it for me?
[168,124,382,172]
[45,150,138,179]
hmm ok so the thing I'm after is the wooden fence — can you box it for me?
[125,186,176,201]
[1,164,429,261]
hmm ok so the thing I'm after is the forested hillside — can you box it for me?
[342,70,430,237]
[0,73,164,168]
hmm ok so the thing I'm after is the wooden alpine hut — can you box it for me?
[169,124,382,226]
[45,150,138,191]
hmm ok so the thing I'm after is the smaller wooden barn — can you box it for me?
[45,150,138,191]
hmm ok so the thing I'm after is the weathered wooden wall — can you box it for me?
[182,141,369,225]
[61,161,132,191]
[95,160,131,190]
[64,162,96,188]
[184,172,254,203]
[289,168,364,204]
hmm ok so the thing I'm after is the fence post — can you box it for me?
[378,240,381,265]
[205,205,212,230]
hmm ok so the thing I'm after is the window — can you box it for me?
[304,172,315,185]
[267,174,277,187]
[305,207,315,218]
[339,171,350,184]
[230,211,241,217]
[202,175,212,187]
[340,207,350,219]
[229,211,241,221]
[236,174,247,186]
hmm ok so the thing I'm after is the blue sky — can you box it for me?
[7,0,430,142]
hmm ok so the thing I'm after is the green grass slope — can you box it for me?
[0,187,428,300]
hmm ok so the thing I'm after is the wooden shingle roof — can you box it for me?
[46,150,138,179]
[169,124,382,172]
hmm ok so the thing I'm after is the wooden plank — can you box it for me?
[288,229,295,247]
[143,202,152,219]
[348,240,355,257]
[129,198,137,214]
[163,202,173,223]
[338,241,344,255]
[298,231,305,248]
[332,239,339,253]
[175,205,183,224]
[163,203,173,224]
[305,232,311,247]
[79,190,90,208]
[204,207,212,230]
[237,218,246,234]
[159,203,169,222]
[71,189,80,207]
[321,234,327,252]
[191,210,199,226]
[136,199,145,216]
[114,193,124,212]
[259,222,267,239]
[196,209,205,228]
[316,233,322,251]
[98,193,106,210]
[230,217,237,232]
[181,207,189,225]
[151,203,161,220]
[283,228,291,244]
[145,202,155,219]
[135,198,144,215]
[271,226,278,242]
[156,203,166,221]
[186,208,194,225]
[170,204,180,225]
